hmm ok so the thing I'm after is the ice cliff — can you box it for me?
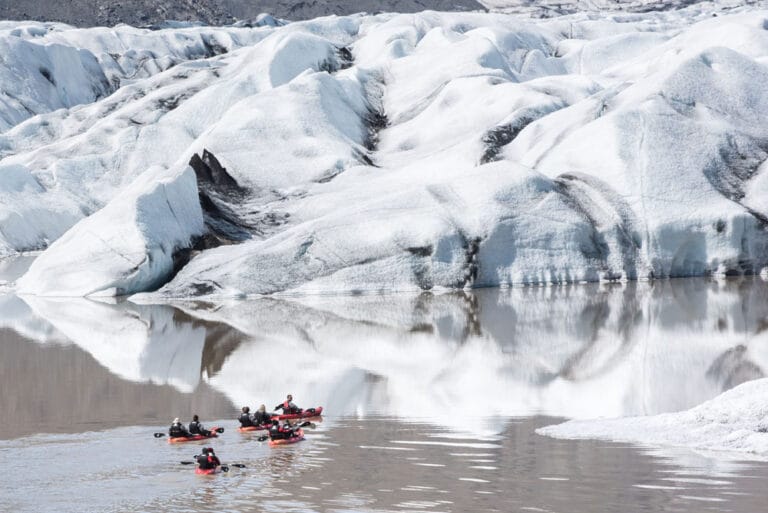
[1,2,767,297]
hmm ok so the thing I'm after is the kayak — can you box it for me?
[269,428,304,447]
[168,426,221,444]
[195,466,222,475]
[272,407,323,420]
[238,424,271,433]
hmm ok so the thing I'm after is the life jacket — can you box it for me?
[238,413,253,427]
[283,400,291,411]
[189,421,202,434]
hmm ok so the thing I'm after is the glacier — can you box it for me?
[0,2,767,297]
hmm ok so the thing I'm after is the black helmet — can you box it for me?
[242,406,250,412]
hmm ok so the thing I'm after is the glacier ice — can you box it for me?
[538,377,768,459]
[0,5,767,297]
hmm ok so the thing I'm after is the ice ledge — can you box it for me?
[537,378,768,460]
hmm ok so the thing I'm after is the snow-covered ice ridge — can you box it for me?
[538,378,768,459]
[3,2,768,298]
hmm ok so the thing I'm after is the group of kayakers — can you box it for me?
[238,394,309,440]
[165,394,321,474]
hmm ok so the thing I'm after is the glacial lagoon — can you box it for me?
[2,256,768,512]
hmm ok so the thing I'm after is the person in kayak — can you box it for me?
[274,394,301,414]
[252,404,272,425]
[169,418,191,438]
[196,447,221,471]
[269,419,298,440]
[238,407,254,428]
[189,414,212,437]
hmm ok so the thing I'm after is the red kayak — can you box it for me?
[269,428,305,446]
[238,424,271,433]
[168,427,221,444]
[272,407,323,421]
[195,467,222,475]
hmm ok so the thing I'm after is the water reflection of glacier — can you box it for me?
[5,277,768,427]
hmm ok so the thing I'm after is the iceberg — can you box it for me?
[537,378,768,459]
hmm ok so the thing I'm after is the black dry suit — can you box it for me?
[238,412,254,427]
[189,420,211,437]
[269,422,289,440]
[169,422,189,438]
[252,411,271,425]
[196,453,220,470]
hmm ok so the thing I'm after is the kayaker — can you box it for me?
[196,447,221,471]
[274,394,301,414]
[282,420,298,437]
[238,407,254,427]
[169,418,190,438]
[252,404,272,425]
[189,414,212,437]
[269,419,295,440]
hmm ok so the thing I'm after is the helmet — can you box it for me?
[207,447,215,453]
[173,418,180,424]
[243,406,250,412]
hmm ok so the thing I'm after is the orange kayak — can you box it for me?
[272,407,323,421]
[168,426,221,444]
[269,428,304,446]
[238,424,270,433]
[195,466,222,475]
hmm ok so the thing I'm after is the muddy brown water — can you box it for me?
[2,263,768,512]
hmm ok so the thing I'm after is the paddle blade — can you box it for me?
[221,465,229,472]
[257,435,269,442]
[216,427,225,434]
[154,433,165,438]
[231,463,246,468]
[180,461,196,465]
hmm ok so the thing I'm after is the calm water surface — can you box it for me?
[1,256,768,512]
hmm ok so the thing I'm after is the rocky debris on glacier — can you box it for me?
[0,0,487,28]
[1,3,768,297]
[1,1,762,28]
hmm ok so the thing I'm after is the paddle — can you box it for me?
[154,433,165,438]
[180,461,246,471]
